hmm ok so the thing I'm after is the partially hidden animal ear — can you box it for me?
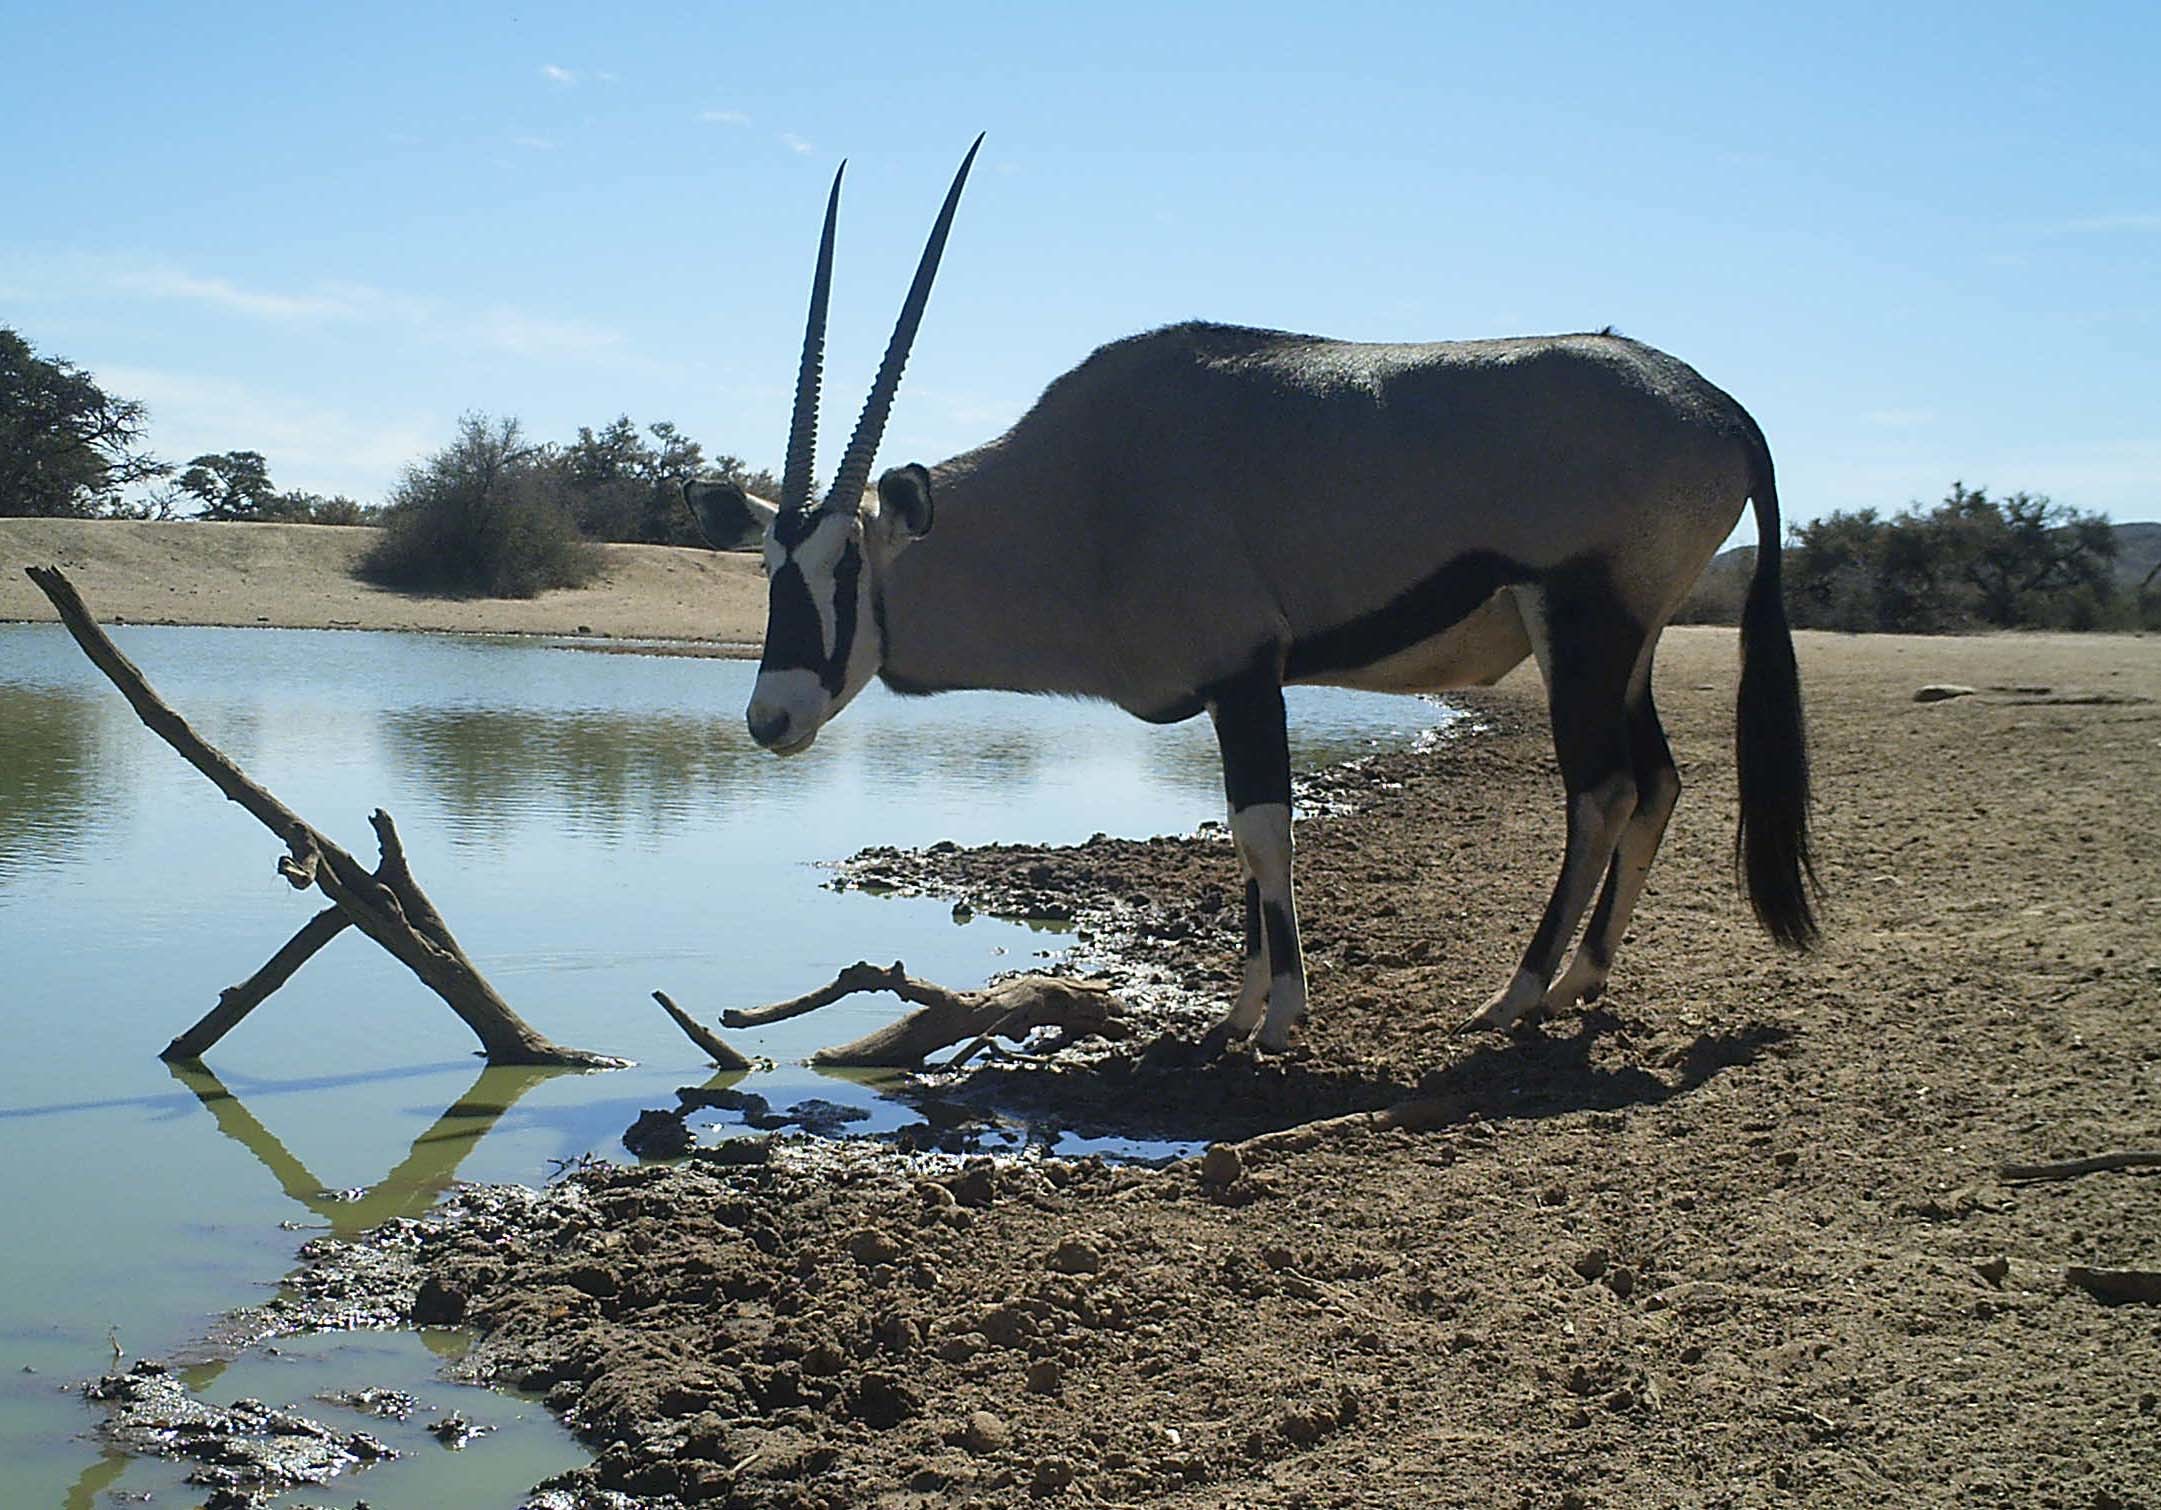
[876,463,935,541]
[682,479,778,550]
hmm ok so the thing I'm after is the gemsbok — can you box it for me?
[686,138,1819,1053]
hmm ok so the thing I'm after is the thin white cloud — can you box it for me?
[595,70,619,84]
[699,109,750,126]
[541,63,576,86]
[779,132,815,155]
[511,134,556,151]
[112,267,363,322]
[2043,212,2161,236]
[96,364,435,500]
[1812,437,2161,522]
[62,256,622,361]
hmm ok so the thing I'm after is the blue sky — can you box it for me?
[3,1,2155,529]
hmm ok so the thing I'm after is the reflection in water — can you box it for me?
[59,1065,585,1507]
[0,685,112,889]
[169,1061,572,1238]
[61,1448,129,1510]
[387,707,741,850]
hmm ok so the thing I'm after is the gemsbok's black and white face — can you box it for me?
[680,136,977,755]
[687,465,933,755]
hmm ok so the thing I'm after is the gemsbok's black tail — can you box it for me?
[1734,425,1821,949]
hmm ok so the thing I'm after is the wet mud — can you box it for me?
[114,629,2161,1506]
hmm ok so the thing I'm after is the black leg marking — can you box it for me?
[1263,900,1302,980]
[1206,654,1307,1049]
[1208,651,1292,812]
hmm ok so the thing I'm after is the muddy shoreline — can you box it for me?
[111,627,2161,1507]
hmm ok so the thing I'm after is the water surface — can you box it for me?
[0,623,1448,1505]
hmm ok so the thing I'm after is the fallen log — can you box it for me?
[26,565,626,1069]
[713,960,1126,1068]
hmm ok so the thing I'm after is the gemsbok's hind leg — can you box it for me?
[1460,581,1645,1034]
[1199,661,1307,1053]
[1543,679,1681,1014]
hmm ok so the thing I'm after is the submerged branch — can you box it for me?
[163,906,351,1062]
[652,991,754,1071]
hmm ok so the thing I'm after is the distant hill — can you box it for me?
[1676,520,2161,626]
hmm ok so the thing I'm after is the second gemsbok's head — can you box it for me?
[683,137,981,756]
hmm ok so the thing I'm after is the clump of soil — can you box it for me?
[321,630,2161,1505]
[85,1359,396,1498]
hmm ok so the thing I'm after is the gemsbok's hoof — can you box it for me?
[1458,975,1546,1035]
[1454,1003,1512,1036]
[1193,1020,1246,1061]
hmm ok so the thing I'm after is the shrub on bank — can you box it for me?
[361,415,600,598]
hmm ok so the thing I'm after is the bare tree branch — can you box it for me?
[26,566,628,1069]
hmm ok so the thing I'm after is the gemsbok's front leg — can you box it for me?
[1202,660,1307,1053]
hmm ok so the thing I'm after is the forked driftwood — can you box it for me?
[678,959,1126,1068]
[26,566,626,1069]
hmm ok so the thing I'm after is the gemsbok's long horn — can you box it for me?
[783,163,845,513]
[823,134,984,512]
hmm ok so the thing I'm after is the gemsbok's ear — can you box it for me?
[682,479,778,550]
[876,463,935,541]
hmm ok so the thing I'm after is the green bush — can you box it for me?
[561,414,778,545]
[361,415,600,597]
[277,491,376,526]
[1787,484,2121,633]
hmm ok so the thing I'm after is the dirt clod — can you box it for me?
[960,1410,1010,1454]
[1200,1144,1245,1186]
[845,1227,903,1266]
[1048,1236,1102,1275]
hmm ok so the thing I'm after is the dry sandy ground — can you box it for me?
[0,518,767,646]
[309,626,2161,1510]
